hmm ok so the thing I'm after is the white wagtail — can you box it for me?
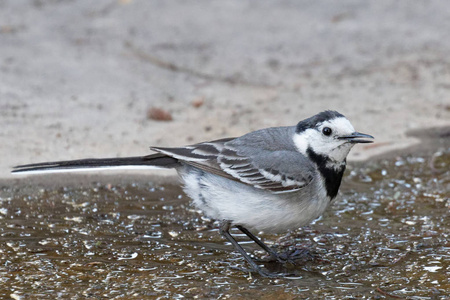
[13,110,374,277]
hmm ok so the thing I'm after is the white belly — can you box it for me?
[178,166,330,233]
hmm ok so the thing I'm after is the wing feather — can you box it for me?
[151,132,314,193]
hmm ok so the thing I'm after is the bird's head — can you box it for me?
[294,111,374,164]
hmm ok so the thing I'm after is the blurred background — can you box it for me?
[1,0,449,178]
[0,1,449,298]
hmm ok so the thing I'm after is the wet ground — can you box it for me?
[0,149,448,299]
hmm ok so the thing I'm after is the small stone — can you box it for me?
[147,107,173,121]
[191,97,205,108]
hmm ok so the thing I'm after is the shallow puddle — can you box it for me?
[0,150,448,299]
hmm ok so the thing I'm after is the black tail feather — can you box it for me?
[12,153,179,173]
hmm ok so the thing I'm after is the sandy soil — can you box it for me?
[1,0,449,183]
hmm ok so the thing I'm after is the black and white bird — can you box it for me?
[13,110,373,277]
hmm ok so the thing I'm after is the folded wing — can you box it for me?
[152,135,315,194]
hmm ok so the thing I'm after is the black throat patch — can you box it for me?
[306,147,346,200]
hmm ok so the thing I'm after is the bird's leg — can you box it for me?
[236,225,313,264]
[219,220,279,278]
[235,225,279,262]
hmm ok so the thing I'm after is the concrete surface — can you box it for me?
[1,0,449,182]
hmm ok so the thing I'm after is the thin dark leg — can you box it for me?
[236,225,311,264]
[219,220,278,277]
[235,225,279,261]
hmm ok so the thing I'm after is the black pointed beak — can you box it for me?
[339,132,374,143]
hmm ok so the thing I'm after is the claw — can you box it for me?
[220,221,313,278]
[260,247,315,265]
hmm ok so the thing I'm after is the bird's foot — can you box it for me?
[277,247,314,264]
[258,247,314,265]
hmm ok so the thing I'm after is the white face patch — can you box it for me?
[293,128,316,156]
[293,117,357,163]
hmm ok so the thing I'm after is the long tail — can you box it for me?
[12,153,179,174]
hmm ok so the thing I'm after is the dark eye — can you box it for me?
[322,127,332,136]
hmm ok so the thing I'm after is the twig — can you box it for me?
[376,287,404,299]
